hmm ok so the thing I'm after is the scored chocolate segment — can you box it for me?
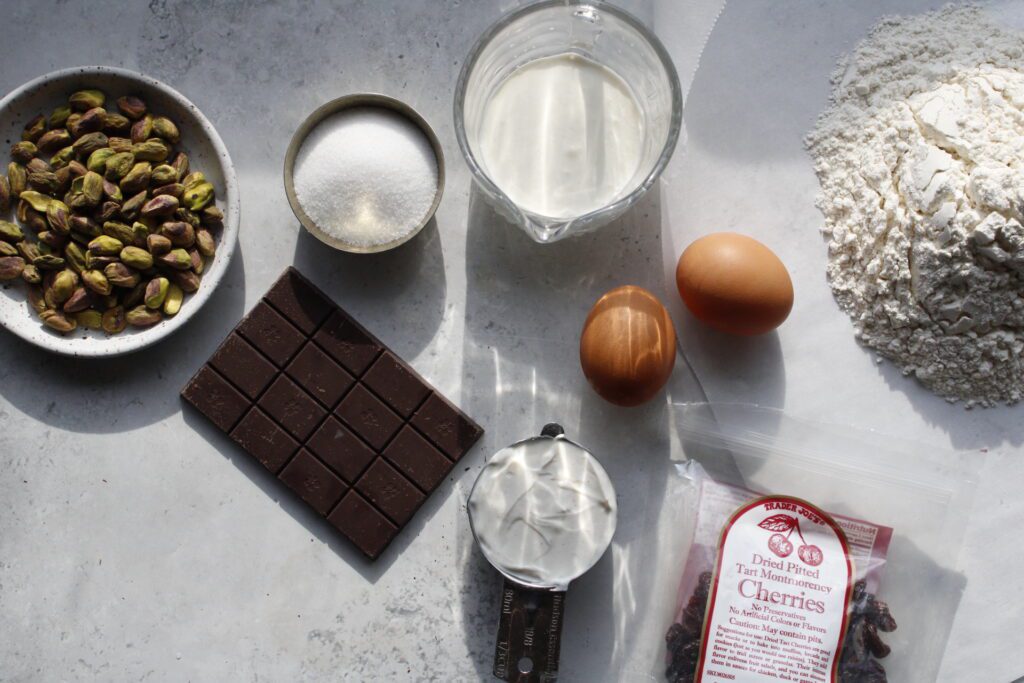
[258,374,326,442]
[181,267,484,561]
[279,449,348,515]
[285,342,354,408]
[237,301,306,366]
[328,491,398,560]
[230,407,299,474]
[412,393,484,461]
[335,385,403,452]
[313,309,382,375]
[181,365,250,432]
[209,333,278,400]
[383,425,454,491]
[364,351,432,418]
[355,459,426,527]
[264,268,333,334]
[306,416,377,484]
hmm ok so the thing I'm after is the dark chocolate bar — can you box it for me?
[182,267,484,559]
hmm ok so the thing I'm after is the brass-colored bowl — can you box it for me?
[283,93,445,254]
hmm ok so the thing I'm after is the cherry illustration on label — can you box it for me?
[767,533,793,557]
[757,513,825,566]
[798,544,823,566]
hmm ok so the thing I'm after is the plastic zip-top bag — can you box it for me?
[616,403,979,683]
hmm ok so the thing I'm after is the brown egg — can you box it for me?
[580,285,677,407]
[676,233,793,336]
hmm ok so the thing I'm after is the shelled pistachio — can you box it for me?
[75,309,103,329]
[20,263,41,284]
[0,176,10,213]
[69,90,105,111]
[2,90,220,335]
[163,283,184,315]
[126,305,161,326]
[0,255,25,280]
[40,309,76,332]
[11,142,36,164]
[49,106,72,129]
[22,115,45,143]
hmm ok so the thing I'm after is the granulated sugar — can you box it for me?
[293,107,438,247]
[806,6,1024,407]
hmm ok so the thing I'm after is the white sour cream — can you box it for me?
[468,437,617,588]
[477,53,645,219]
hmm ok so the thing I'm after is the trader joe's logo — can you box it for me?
[759,512,824,566]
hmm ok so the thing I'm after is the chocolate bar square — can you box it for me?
[383,426,453,491]
[230,407,299,474]
[363,351,431,418]
[258,374,326,442]
[328,491,398,560]
[279,449,348,516]
[181,267,484,561]
[412,393,482,461]
[237,302,305,367]
[209,333,278,400]
[182,365,250,433]
[335,385,403,452]
[264,268,333,334]
[355,459,426,527]
[286,342,354,409]
[313,310,381,375]
[306,416,376,484]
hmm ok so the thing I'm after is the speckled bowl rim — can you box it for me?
[0,66,240,358]
[283,93,445,254]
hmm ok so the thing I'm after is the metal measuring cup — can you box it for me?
[467,424,618,682]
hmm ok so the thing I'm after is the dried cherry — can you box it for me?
[664,571,711,683]
[664,577,897,682]
[838,580,897,682]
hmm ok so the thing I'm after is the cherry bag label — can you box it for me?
[694,496,854,683]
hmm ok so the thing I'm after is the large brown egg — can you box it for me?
[580,285,677,407]
[676,233,793,336]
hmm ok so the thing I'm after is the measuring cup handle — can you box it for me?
[492,578,566,682]
[540,423,564,438]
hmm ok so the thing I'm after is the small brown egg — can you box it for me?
[580,285,677,407]
[676,233,793,336]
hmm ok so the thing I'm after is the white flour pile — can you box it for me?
[807,5,1024,407]
[293,107,438,248]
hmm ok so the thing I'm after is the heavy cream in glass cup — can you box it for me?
[455,1,682,243]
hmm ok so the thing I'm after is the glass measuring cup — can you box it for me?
[467,424,618,681]
[454,0,682,243]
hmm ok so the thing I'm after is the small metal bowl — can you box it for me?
[283,93,445,254]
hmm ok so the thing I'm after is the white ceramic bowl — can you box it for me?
[0,66,239,357]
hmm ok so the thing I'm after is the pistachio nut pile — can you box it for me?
[0,89,221,334]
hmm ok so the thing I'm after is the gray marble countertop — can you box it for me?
[1,1,1021,681]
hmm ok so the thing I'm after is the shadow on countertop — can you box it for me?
[0,248,247,435]
[684,0,944,163]
[872,355,1024,451]
[289,216,447,362]
[179,402,477,585]
[664,274,786,484]
[456,183,677,680]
